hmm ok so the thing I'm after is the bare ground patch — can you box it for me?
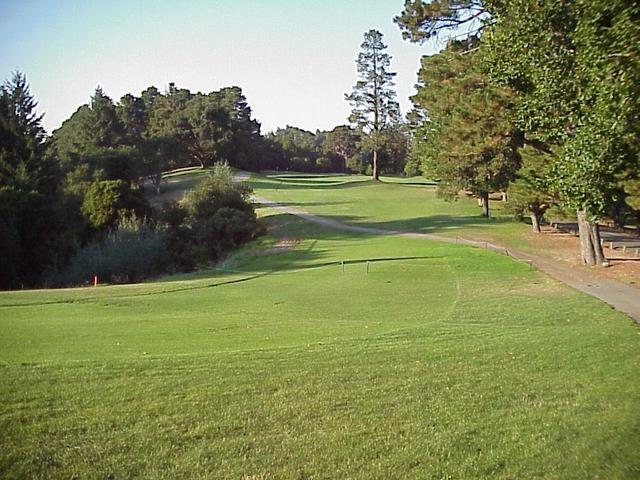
[253,238,301,256]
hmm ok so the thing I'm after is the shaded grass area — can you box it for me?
[160,167,211,194]
[1,211,639,478]
[379,174,438,186]
[247,172,532,250]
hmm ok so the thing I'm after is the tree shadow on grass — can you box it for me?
[272,211,506,236]
[248,178,372,192]
[348,214,511,234]
[258,201,348,208]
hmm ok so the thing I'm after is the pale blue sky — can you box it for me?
[1,0,441,134]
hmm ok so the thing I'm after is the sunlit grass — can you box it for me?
[1,177,639,479]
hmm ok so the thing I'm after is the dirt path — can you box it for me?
[253,194,640,324]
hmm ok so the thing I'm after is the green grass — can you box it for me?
[379,174,438,186]
[248,172,533,249]
[160,166,211,194]
[1,181,640,478]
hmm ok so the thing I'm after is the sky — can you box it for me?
[0,0,442,135]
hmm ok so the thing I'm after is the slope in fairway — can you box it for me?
[1,209,639,479]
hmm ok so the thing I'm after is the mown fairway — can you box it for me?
[1,177,640,479]
[249,172,533,249]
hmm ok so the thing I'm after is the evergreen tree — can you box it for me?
[81,179,149,232]
[395,0,488,43]
[346,30,400,180]
[323,125,360,172]
[117,93,148,144]
[90,87,124,148]
[0,72,61,288]
[411,39,520,216]
[483,0,640,265]
[140,86,160,113]
[0,71,50,192]
[216,86,262,169]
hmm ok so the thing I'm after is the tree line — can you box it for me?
[396,0,640,265]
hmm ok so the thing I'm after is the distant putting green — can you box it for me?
[1,188,639,478]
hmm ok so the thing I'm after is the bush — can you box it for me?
[159,201,198,272]
[161,161,261,268]
[53,161,262,284]
[49,216,169,286]
[316,156,333,172]
[81,179,150,232]
[346,152,369,174]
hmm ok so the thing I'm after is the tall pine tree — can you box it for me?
[346,30,400,180]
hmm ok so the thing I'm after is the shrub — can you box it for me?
[81,179,150,232]
[159,201,198,272]
[316,156,333,172]
[49,216,169,286]
[161,161,260,268]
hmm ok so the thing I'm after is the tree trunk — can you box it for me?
[372,150,379,180]
[153,174,162,195]
[531,211,542,233]
[480,191,490,217]
[576,210,606,266]
[589,220,605,265]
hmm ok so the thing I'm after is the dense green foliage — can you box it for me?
[396,0,640,264]
[0,75,271,289]
[264,126,332,172]
[483,0,639,221]
[395,0,487,43]
[263,124,408,176]
[161,163,261,272]
[52,83,263,177]
[410,38,520,217]
[81,179,150,231]
[506,146,555,232]
[48,216,169,286]
[0,72,63,289]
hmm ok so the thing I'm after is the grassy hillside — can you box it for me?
[1,182,639,478]
[248,172,532,248]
